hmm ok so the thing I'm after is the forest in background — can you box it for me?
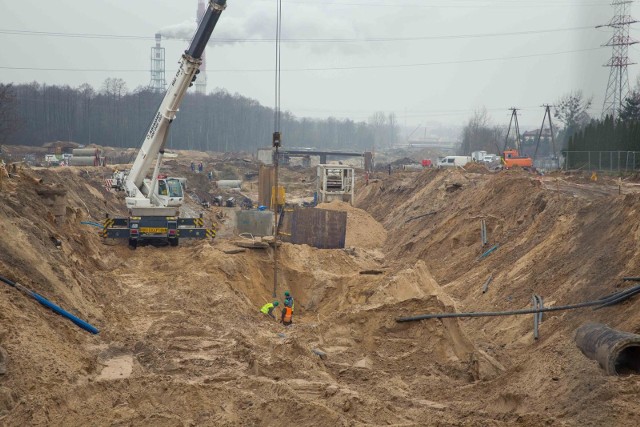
[0,80,399,152]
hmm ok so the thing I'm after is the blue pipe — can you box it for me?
[0,275,100,335]
[80,221,103,228]
[479,244,499,260]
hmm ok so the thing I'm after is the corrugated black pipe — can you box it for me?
[575,323,640,376]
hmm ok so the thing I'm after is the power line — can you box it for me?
[259,0,610,8]
[0,46,606,74]
[0,25,599,43]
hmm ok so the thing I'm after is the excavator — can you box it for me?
[501,108,533,169]
[102,0,227,248]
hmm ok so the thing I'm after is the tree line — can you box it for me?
[0,79,399,153]
[568,91,640,153]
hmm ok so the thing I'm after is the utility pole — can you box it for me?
[533,105,557,167]
[272,0,283,299]
[599,0,638,120]
[503,108,522,152]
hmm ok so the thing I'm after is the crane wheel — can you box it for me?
[169,238,179,247]
[128,238,138,250]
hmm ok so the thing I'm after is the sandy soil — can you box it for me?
[317,200,387,249]
[1,155,640,426]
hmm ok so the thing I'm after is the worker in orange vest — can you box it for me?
[280,305,293,326]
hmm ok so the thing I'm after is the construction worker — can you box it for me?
[284,291,294,312]
[260,301,279,319]
[281,305,293,326]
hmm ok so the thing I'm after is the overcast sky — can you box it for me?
[0,0,638,131]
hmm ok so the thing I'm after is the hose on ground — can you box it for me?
[396,284,640,323]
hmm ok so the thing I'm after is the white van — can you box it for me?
[437,156,472,168]
[471,151,487,162]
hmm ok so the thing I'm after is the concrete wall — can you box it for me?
[236,210,274,237]
[257,148,273,165]
[289,208,347,249]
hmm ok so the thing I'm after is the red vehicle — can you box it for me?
[421,159,432,168]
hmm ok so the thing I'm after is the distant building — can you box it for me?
[522,129,553,145]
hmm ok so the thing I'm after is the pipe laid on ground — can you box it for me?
[69,156,98,167]
[0,275,100,335]
[481,274,493,294]
[80,221,103,228]
[532,295,544,340]
[312,348,327,360]
[396,284,640,323]
[478,244,499,260]
[575,323,640,376]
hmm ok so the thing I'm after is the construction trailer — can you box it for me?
[316,164,355,205]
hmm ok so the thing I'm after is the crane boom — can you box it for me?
[125,0,227,210]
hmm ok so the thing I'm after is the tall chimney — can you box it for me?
[150,33,166,91]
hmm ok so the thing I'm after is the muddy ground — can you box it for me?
[1,153,640,426]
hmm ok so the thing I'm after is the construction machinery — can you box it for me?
[102,0,227,248]
[316,164,355,205]
[501,108,533,169]
[502,149,533,169]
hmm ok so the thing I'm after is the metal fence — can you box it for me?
[563,151,640,172]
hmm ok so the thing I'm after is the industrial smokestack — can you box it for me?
[149,33,166,91]
[195,0,208,95]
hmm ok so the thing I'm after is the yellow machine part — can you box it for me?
[271,186,286,207]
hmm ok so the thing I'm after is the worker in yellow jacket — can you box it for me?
[260,301,279,319]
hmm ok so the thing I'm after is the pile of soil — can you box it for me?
[2,152,640,426]
[317,200,387,249]
[463,161,490,174]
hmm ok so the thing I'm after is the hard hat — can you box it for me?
[273,301,279,306]
[284,291,290,296]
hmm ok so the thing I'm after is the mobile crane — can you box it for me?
[102,0,227,248]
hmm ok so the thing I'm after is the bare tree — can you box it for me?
[368,111,386,151]
[459,108,501,155]
[554,90,592,129]
[554,90,592,148]
[101,78,128,99]
[386,112,398,148]
[0,84,18,145]
[368,111,398,150]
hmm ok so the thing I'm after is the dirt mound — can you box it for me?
[355,166,640,426]
[3,155,640,426]
[463,161,490,173]
[317,200,387,249]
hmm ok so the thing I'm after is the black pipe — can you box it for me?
[575,323,640,376]
[396,285,640,323]
[594,286,640,310]
[186,0,227,59]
